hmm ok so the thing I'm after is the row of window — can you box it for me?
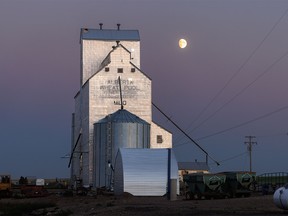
[105,67,136,73]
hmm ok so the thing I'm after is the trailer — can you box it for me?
[184,171,256,199]
[183,173,226,199]
[220,171,256,198]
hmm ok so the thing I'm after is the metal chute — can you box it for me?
[68,132,82,168]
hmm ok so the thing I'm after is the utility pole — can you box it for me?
[244,136,257,172]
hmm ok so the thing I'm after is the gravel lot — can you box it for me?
[1,193,286,215]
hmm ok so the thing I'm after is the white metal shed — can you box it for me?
[114,148,179,196]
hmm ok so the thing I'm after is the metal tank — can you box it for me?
[274,184,288,210]
[93,109,150,189]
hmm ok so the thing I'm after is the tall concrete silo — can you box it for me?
[93,108,150,188]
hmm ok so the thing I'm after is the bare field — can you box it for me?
[0,193,286,215]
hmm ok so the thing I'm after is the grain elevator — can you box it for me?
[70,24,174,191]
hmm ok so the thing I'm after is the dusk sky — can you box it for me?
[1,0,288,179]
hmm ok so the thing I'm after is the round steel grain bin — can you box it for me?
[93,109,150,188]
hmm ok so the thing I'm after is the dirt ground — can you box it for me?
[1,192,287,216]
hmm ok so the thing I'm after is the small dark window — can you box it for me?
[157,135,163,144]
[105,67,109,72]
[131,68,136,72]
[117,68,123,73]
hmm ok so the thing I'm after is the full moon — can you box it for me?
[179,39,187,48]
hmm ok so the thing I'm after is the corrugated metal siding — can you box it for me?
[82,29,140,41]
[114,148,179,196]
[123,149,167,196]
[112,123,150,150]
[94,124,111,188]
[93,109,150,188]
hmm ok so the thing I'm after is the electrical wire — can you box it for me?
[196,105,288,141]
[191,7,288,131]
[189,49,288,135]
[257,133,288,138]
[174,106,288,148]
[174,7,288,144]
[208,151,247,166]
[172,49,288,147]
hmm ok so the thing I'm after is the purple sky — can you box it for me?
[1,0,288,178]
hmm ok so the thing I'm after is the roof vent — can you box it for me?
[99,23,103,30]
[116,40,120,46]
[117,23,121,30]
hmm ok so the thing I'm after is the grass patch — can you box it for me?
[0,202,56,215]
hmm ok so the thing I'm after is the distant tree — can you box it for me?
[24,177,28,185]
[19,176,25,185]
[19,176,28,185]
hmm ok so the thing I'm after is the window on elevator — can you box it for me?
[157,135,163,144]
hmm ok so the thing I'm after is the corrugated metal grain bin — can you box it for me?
[114,148,179,196]
[93,109,150,188]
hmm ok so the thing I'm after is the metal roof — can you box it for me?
[98,109,149,124]
[178,162,210,171]
[81,29,140,41]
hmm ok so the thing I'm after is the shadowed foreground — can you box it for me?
[0,194,286,215]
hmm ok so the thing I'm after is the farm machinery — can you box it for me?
[0,175,12,198]
[183,171,256,199]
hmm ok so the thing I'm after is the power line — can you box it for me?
[197,105,288,141]
[190,7,288,132]
[189,49,288,134]
[174,7,288,144]
[176,131,288,148]
[257,132,288,138]
[208,151,247,166]
[174,64,288,147]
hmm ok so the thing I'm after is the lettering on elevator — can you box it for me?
[99,79,138,98]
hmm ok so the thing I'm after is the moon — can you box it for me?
[179,39,187,49]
